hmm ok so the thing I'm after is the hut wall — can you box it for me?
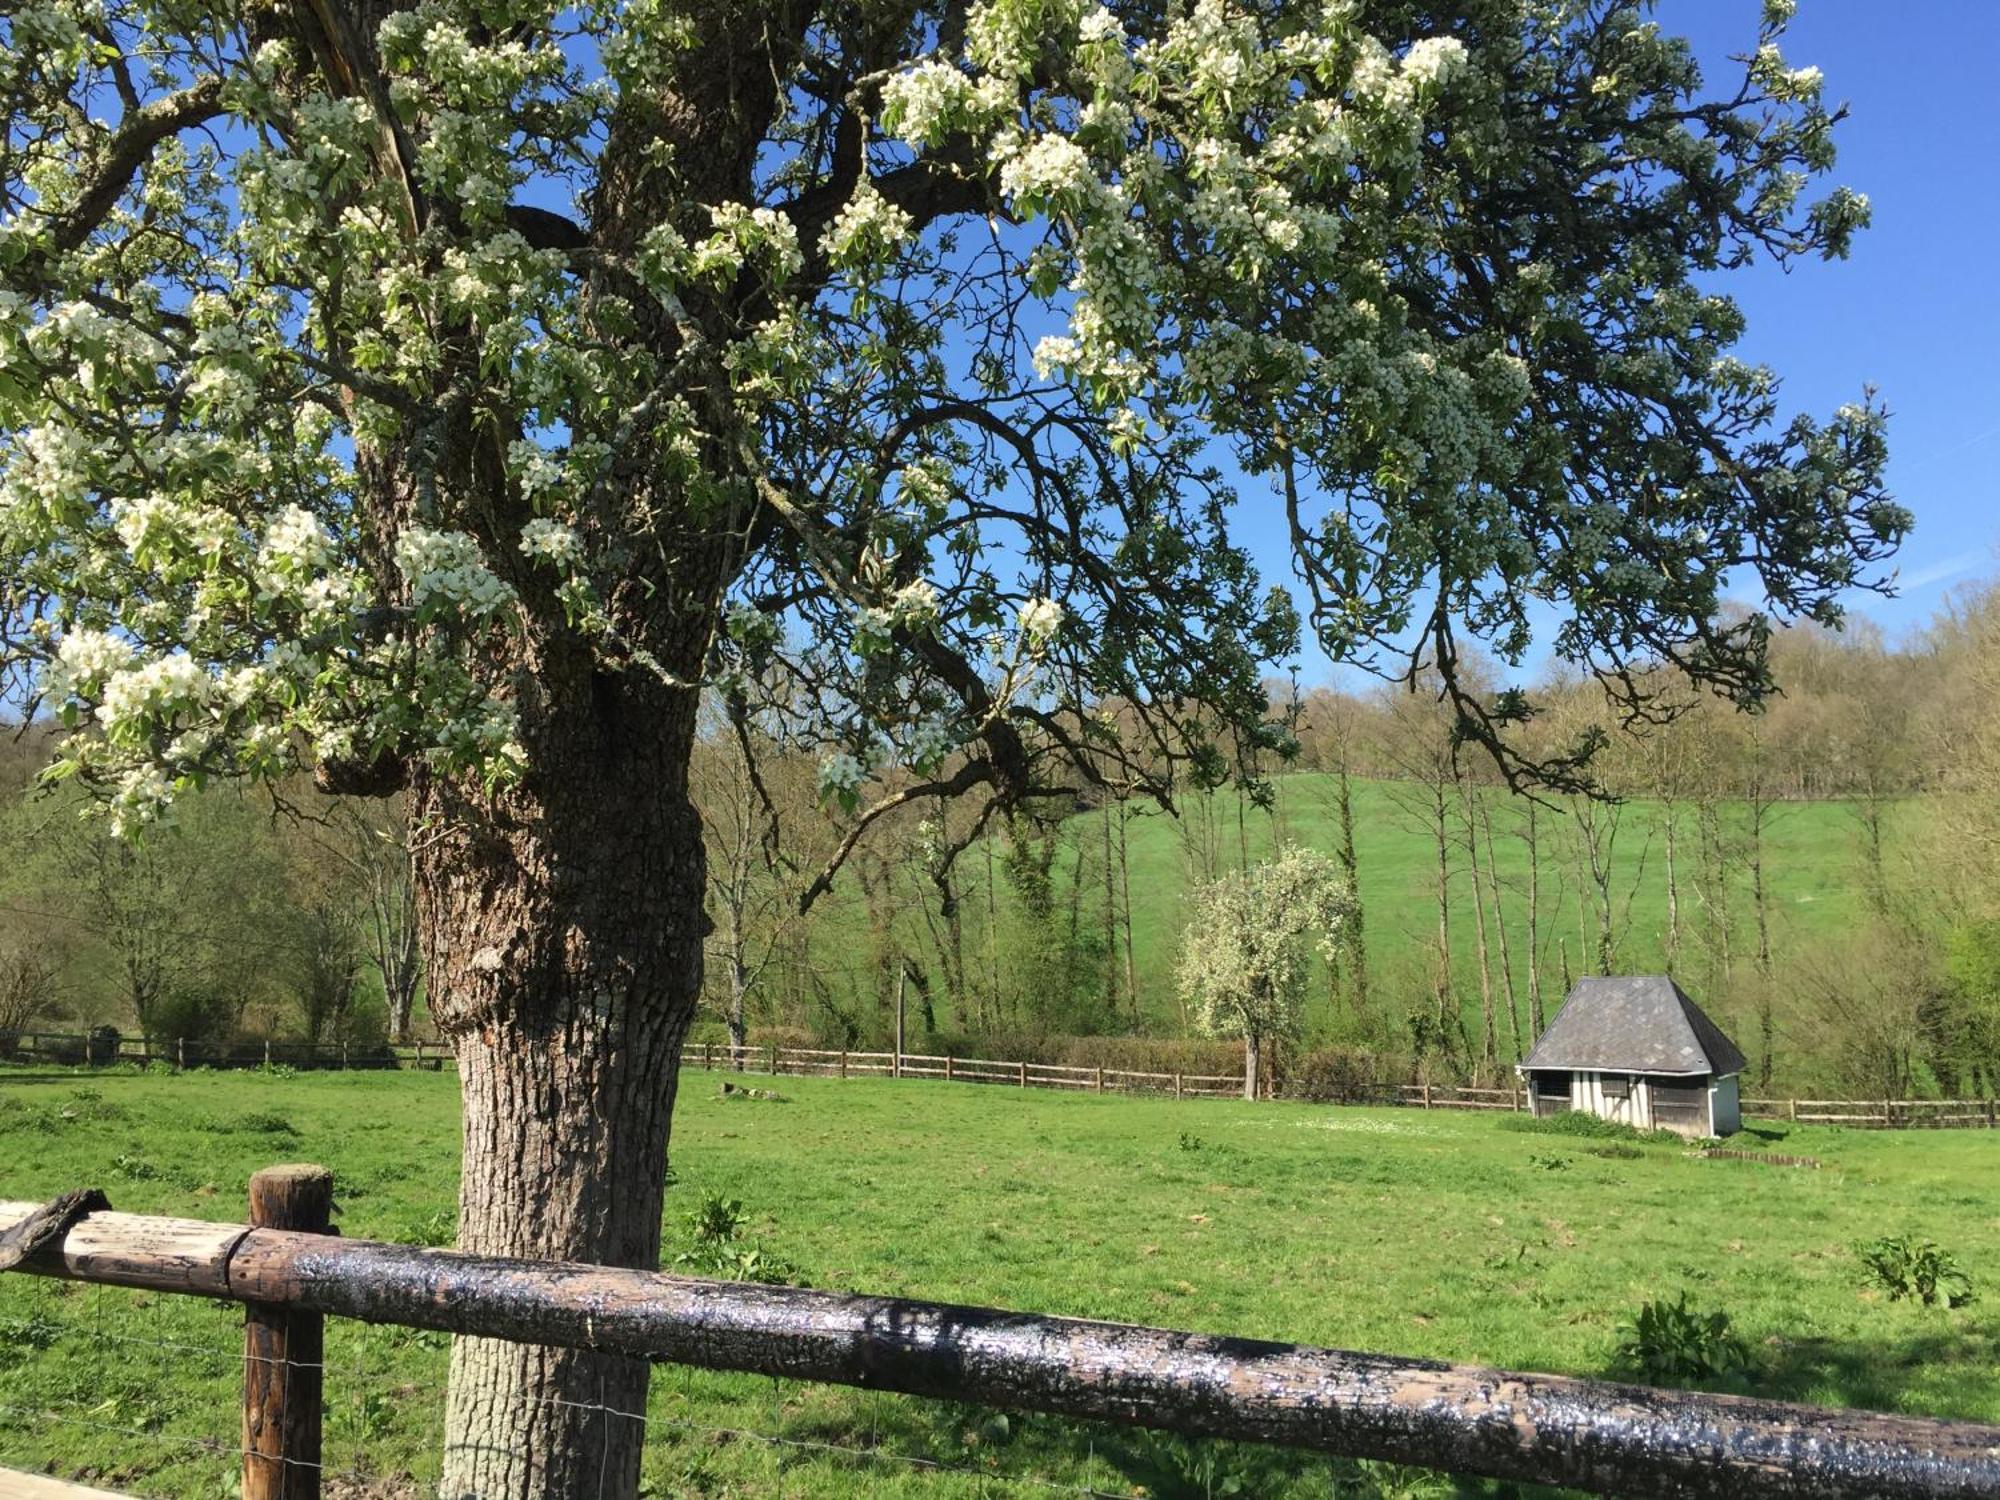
[1574,1072,1651,1130]
[1709,1075,1741,1136]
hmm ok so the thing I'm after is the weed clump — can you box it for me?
[1616,1293,1751,1386]
[672,1190,798,1285]
[1861,1236,1974,1307]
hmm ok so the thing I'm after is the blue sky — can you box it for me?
[1682,0,2000,628]
[1283,1,2000,687]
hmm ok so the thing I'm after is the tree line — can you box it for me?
[11,585,1993,1102]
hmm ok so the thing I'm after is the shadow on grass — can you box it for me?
[1749,1323,2000,1415]
[773,1392,1578,1500]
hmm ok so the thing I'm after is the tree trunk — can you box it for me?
[1243,1030,1261,1102]
[1524,800,1544,1039]
[1335,760,1368,1016]
[1462,784,1497,1072]
[1479,798,1522,1063]
[1662,804,1681,975]
[415,679,706,1500]
[1115,800,1139,1023]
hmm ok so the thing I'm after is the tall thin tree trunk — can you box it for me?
[1432,784,1452,1029]
[984,832,1000,1030]
[1479,797,1523,1061]
[1462,785,1497,1072]
[1336,760,1368,1016]
[1748,770,1775,1089]
[1662,804,1681,974]
[1115,800,1139,1024]
[1525,800,1544,1038]
[1103,799,1119,1012]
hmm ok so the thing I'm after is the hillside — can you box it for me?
[791,772,1930,1069]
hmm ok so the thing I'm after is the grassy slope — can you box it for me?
[803,771,1931,1056]
[3,1067,1995,1498]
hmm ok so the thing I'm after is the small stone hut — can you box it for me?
[1516,976,1745,1138]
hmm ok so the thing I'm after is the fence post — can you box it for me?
[1095,1067,1104,1093]
[1988,1098,1996,1129]
[243,1164,333,1500]
[769,1042,780,1075]
[840,1050,849,1080]
[264,1039,272,1068]
[177,1036,186,1071]
[1174,1072,1183,1100]
[1788,1098,1798,1123]
[1019,1060,1028,1088]
[946,1056,955,1082]
[1422,1082,1431,1110]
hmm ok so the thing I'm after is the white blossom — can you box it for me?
[395,527,515,617]
[519,517,584,566]
[821,185,915,266]
[1018,596,1064,644]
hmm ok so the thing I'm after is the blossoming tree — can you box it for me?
[1178,844,1356,1098]
[0,0,1901,1491]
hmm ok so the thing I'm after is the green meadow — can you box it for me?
[3,1066,1994,1497]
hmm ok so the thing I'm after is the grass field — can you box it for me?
[3,1066,1995,1498]
[798,771,1930,1058]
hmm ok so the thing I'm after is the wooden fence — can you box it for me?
[3,1176,1999,1499]
[685,1041,1244,1097]
[6,1030,1995,1128]
[0,1031,448,1072]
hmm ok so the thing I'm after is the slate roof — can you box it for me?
[1518,976,1747,1078]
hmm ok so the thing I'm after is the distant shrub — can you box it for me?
[233,1111,298,1136]
[1616,1293,1750,1385]
[1861,1236,1974,1308]
[1527,1152,1571,1171]
[1501,1112,1678,1144]
[1587,1143,1644,1160]
[1279,1048,1396,1104]
[1177,1131,1204,1153]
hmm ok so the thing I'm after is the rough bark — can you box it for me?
[413,666,708,1500]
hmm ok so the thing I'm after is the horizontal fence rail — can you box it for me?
[5,1030,1994,1127]
[3,1194,2000,1499]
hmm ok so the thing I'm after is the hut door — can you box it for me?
[1650,1079,1708,1134]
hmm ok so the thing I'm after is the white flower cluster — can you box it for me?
[48,627,134,696]
[997,133,1093,211]
[256,504,333,590]
[889,577,941,628]
[902,715,955,772]
[1401,36,1467,92]
[100,653,212,731]
[1018,596,1064,644]
[817,750,867,800]
[821,185,915,268]
[519,517,583,566]
[689,203,802,285]
[508,440,566,497]
[394,527,515,618]
[880,59,1012,148]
